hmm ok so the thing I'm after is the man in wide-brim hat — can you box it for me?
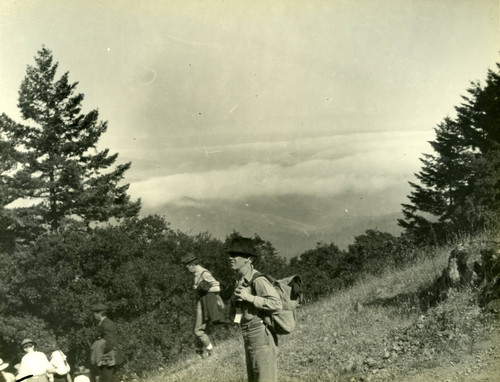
[227,235,282,382]
[225,236,256,257]
[181,251,225,358]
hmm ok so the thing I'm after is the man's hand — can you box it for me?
[234,286,254,303]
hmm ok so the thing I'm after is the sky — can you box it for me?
[1,0,499,250]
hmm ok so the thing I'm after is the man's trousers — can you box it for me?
[242,322,277,382]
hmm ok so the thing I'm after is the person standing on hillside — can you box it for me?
[17,338,53,382]
[90,303,125,382]
[181,253,225,359]
[227,236,282,382]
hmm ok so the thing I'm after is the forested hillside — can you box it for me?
[151,234,500,382]
[0,49,499,379]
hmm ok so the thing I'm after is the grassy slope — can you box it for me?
[146,240,499,382]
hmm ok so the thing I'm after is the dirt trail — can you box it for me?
[400,327,499,382]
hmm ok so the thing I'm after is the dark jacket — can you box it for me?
[97,317,125,365]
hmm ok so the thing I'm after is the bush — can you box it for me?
[0,217,288,374]
[289,242,353,301]
[346,229,400,275]
[0,216,208,371]
[479,242,500,309]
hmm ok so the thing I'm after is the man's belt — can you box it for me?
[240,320,264,331]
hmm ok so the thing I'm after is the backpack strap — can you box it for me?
[245,272,271,308]
[249,271,264,285]
[195,270,209,286]
[248,272,276,285]
[248,274,273,312]
[55,350,70,375]
[248,272,280,343]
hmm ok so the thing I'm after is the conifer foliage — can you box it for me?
[399,64,500,243]
[0,115,24,251]
[0,47,140,233]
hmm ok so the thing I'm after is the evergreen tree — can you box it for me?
[0,47,140,232]
[0,114,23,251]
[456,68,500,226]
[0,115,21,206]
[399,117,473,243]
[399,64,500,243]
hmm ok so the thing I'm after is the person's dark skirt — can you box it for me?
[53,374,68,382]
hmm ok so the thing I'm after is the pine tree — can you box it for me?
[0,114,21,207]
[399,64,500,243]
[0,46,141,233]
[0,114,24,251]
[456,68,500,226]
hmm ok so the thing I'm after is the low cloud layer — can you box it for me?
[128,130,433,208]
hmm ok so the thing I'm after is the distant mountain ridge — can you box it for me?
[142,193,404,258]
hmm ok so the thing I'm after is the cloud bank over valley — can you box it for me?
[127,130,433,208]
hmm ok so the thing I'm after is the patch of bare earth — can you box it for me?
[393,324,499,382]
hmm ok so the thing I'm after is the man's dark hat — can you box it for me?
[181,253,197,265]
[91,303,108,312]
[225,236,257,256]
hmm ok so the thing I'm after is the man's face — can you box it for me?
[186,264,196,273]
[228,253,249,272]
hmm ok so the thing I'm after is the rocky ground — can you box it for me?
[371,323,499,382]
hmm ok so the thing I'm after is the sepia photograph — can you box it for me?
[0,0,499,381]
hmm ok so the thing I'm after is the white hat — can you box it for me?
[0,359,9,372]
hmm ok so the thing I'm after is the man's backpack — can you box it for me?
[250,272,303,335]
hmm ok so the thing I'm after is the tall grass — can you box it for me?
[143,237,497,382]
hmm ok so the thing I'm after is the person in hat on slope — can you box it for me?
[227,236,282,382]
[181,252,225,358]
[0,359,15,382]
[90,303,125,382]
[17,338,54,382]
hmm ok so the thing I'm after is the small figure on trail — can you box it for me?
[181,252,225,359]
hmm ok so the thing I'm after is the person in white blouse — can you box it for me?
[17,338,54,382]
[48,343,71,382]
